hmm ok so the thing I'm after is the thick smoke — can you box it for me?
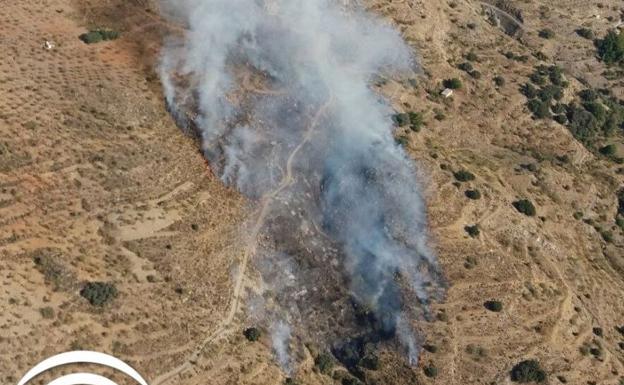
[159,0,444,372]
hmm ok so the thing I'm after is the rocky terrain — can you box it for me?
[1,1,623,385]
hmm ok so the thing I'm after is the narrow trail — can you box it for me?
[152,97,332,385]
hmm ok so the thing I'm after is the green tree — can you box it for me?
[597,30,624,65]
[80,282,117,306]
[513,199,536,216]
[443,78,463,89]
[510,360,546,383]
[243,327,261,342]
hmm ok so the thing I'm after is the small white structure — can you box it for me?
[44,40,55,50]
[441,88,454,98]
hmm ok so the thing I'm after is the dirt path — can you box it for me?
[152,97,332,385]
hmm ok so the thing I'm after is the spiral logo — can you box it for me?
[17,351,149,385]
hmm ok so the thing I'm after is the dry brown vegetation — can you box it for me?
[1,1,624,385]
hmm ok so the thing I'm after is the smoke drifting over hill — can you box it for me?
[159,0,444,372]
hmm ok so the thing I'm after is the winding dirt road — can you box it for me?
[152,97,332,385]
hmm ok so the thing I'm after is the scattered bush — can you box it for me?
[513,199,536,216]
[423,365,438,378]
[592,327,603,337]
[408,111,424,132]
[243,327,261,341]
[359,354,380,370]
[79,29,120,44]
[443,78,463,89]
[469,70,482,79]
[494,76,505,86]
[315,352,335,374]
[458,62,473,72]
[465,189,481,200]
[466,51,478,61]
[538,28,555,39]
[510,360,546,383]
[423,344,438,353]
[393,112,424,132]
[528,99,551,119]
[464,256,478,269]
[484,300,503,312]
[454,170,475,182]
[80,282,118,306]
[599,144,617,156]
[465,224,480,238]
[39,307,55,319]
[522,83,538,99]
[596,30,624,65]
[392,113,410,127]
[576,27,594,40]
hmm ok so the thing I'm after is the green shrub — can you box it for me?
[510,360,546,383]
[79,31,102,44]
[538,28,555,39]
[530,72,546,85]
[513,199,536,216]
[466,51,478,61]
[39,306,55,319]
[597,30,624,65]
[464,224,480,238]
[423,365,438,378]
[443,78,463,89]
[465,189,481,200]
[583,102,607,122]
[80,282,118,306]
[579,89,598,102]
[484,300,503,312]
[315,352,335,374]
[522,83,538,99]
[470,70,482,79]
[79,29,120,44]
[554,114,567,124]
[243,327,261,341]
[359,354,380,370]
[392,113,409,127]
[599,144,617,156]
[454,170,475,182]
[528,99,551,119]
[458,62,473,72]
[408,111,424,132]
[494,76,505,86]
[576,27,594,40]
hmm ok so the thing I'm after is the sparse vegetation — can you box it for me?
[80,282,117,306]
[576,27,594,40]
[243,327,261,341]
[494,76,505,87]
[484,300,503,312]
[465,224,480,238]
[315,352,335,374]
[39,306,54,319]
[597,30,624,65]
[510,360,546,383]
[79,29,120,44]
[513,199,536,217]
[423,364,438,378]
[454,170,475,182]
[599,144,616,156]
[443,78,463,90]
[465,189,481,200]
[538,28,555,39]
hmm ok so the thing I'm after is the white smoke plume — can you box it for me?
[271,320,293,374]
[159,0,444,374]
